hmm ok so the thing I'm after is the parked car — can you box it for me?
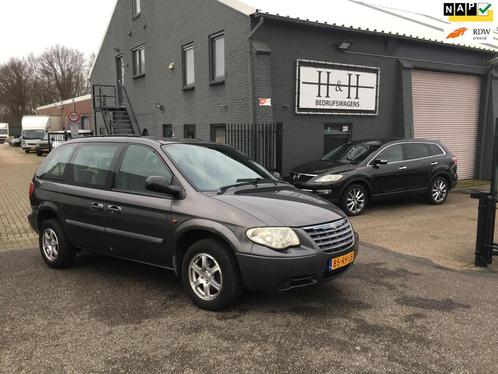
[9,137,22,147]
[28,137,359,310]
[287,139,458,216]
[35,135,50,156]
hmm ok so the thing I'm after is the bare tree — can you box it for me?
[37,45,88,101]
[0,58,35,127]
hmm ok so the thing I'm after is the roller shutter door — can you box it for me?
[412,70,480,179]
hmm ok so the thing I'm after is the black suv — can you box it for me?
[28,137,359,310]
[288,139,458,216]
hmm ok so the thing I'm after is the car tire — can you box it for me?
[39,219,75,269]
[341,184,368,216]
[24,149,30,154]
[36,149,43,156]
[181,238,243,311]
[427,177,449,205]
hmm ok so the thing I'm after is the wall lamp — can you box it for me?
[337,41,353,51]
[156,103,165,111]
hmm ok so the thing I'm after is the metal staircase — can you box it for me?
[92,84,141,136]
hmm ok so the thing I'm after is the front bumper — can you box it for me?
[236,233,359,292]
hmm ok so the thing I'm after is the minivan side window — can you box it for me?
[115,144,173,194]
[37,144,77,181]
[403,143,430,160]
[376,144,403,163]
[71,143,120,188]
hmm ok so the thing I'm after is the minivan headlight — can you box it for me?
[246,227,300,250]
[313,174,343,183]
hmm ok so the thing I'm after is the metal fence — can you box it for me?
[223,123,282,172]
[48,131,93,151]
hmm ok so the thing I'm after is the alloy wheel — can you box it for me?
[432,180,448,203]
[42,228,59,261]
[188,253,223,301]
[346,188,366,214]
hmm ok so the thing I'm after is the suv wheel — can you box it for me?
[427,177,449,205]
[39,219,75,269]
[341,184,368,216]
[181,239,243,311]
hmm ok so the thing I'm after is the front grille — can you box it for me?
[302,219,355,253]
[288,172,316,185]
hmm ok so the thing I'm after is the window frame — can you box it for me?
[112,143,176,198]
[132,45,146,78]
[66,142,124,190]
[182,43,195,89]
[367,142,447,166]
[132,0,141,18]
[209,31,225,84]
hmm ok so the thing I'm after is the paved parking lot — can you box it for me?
[1,143,498,373]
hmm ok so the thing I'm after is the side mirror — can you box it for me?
[145,176,184,198]
[272,171,282,180]
[373,159,388,167]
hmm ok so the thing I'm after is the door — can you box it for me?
[370,144,407,195]
[61,142,122,252]
[399,143,433,190]
[210,124,226,144]
[116,56,125,106]
[106,144,174,266]
[412,70,480,179]
[323,123,351,155]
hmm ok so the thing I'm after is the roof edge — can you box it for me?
[216,0,257,16]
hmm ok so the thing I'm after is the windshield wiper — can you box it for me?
[217,178,281,194]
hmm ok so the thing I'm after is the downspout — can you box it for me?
[478,66,493,179]
[248,16,264,125]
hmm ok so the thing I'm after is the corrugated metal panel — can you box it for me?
[412,70,480,180]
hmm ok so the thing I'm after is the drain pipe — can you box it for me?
[248,16,264,125]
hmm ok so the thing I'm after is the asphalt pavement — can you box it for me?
[1,244,497,373]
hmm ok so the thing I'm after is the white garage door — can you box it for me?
[412,70,481,180]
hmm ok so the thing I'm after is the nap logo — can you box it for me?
[444,2,494,22]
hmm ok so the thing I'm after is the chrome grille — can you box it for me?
[302,219,354,253]
[288,172,316,184]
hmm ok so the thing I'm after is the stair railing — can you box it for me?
[122,86,142,136]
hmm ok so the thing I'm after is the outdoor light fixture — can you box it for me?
[168,62,175,70]
[156,103,165,111]
[337,41,353,51]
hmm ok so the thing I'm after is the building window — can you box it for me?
[184,124,196,139]
[132,0,141,17]
[210,124,226,144]
[81,116,90,130]
[182,43,195,88]
[210,32,225,83]
[162,124,173,138]
[132,45,145,77]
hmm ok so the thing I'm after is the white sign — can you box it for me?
[296,60,379,115]
[259,98,272,107]
[68,111,80,123]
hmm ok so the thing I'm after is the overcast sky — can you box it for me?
[0,0,446,63]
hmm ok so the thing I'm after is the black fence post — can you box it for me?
[276,123,283,174]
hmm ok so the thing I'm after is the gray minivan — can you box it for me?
[28,137,359,310]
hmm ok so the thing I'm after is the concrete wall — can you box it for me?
[90,0,253,140]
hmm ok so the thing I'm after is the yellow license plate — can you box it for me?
[330,252,354,271]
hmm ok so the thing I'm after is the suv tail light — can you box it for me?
[452,155,458,165]
[29,182,35,199]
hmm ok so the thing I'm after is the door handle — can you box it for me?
[431,161,439,166]
[399,166,408,170]
[107,205,122,214]
[91,202,104,211]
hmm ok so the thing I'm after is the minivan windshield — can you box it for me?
[321,141,381,164]
[22,130,45,140]
[163,144,274,191]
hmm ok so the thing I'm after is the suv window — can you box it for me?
[116,144,173,194]
[37,144,77,180]
[403,143,430,160]
[376,144,403,163]
[71,143,120,188]
[427,143,444,156]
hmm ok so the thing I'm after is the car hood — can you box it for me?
[212,186,345,227]
[292,160,359,175]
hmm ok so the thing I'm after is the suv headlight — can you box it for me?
[313,174,343,183]
[246,227,300,250]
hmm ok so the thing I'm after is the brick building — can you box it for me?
[36,94,94,132]
[90,0,498,178]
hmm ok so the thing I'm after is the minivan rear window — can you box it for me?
[70,143,120,188]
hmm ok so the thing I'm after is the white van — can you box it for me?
[0,123,8,144]
[21,116,62,153]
